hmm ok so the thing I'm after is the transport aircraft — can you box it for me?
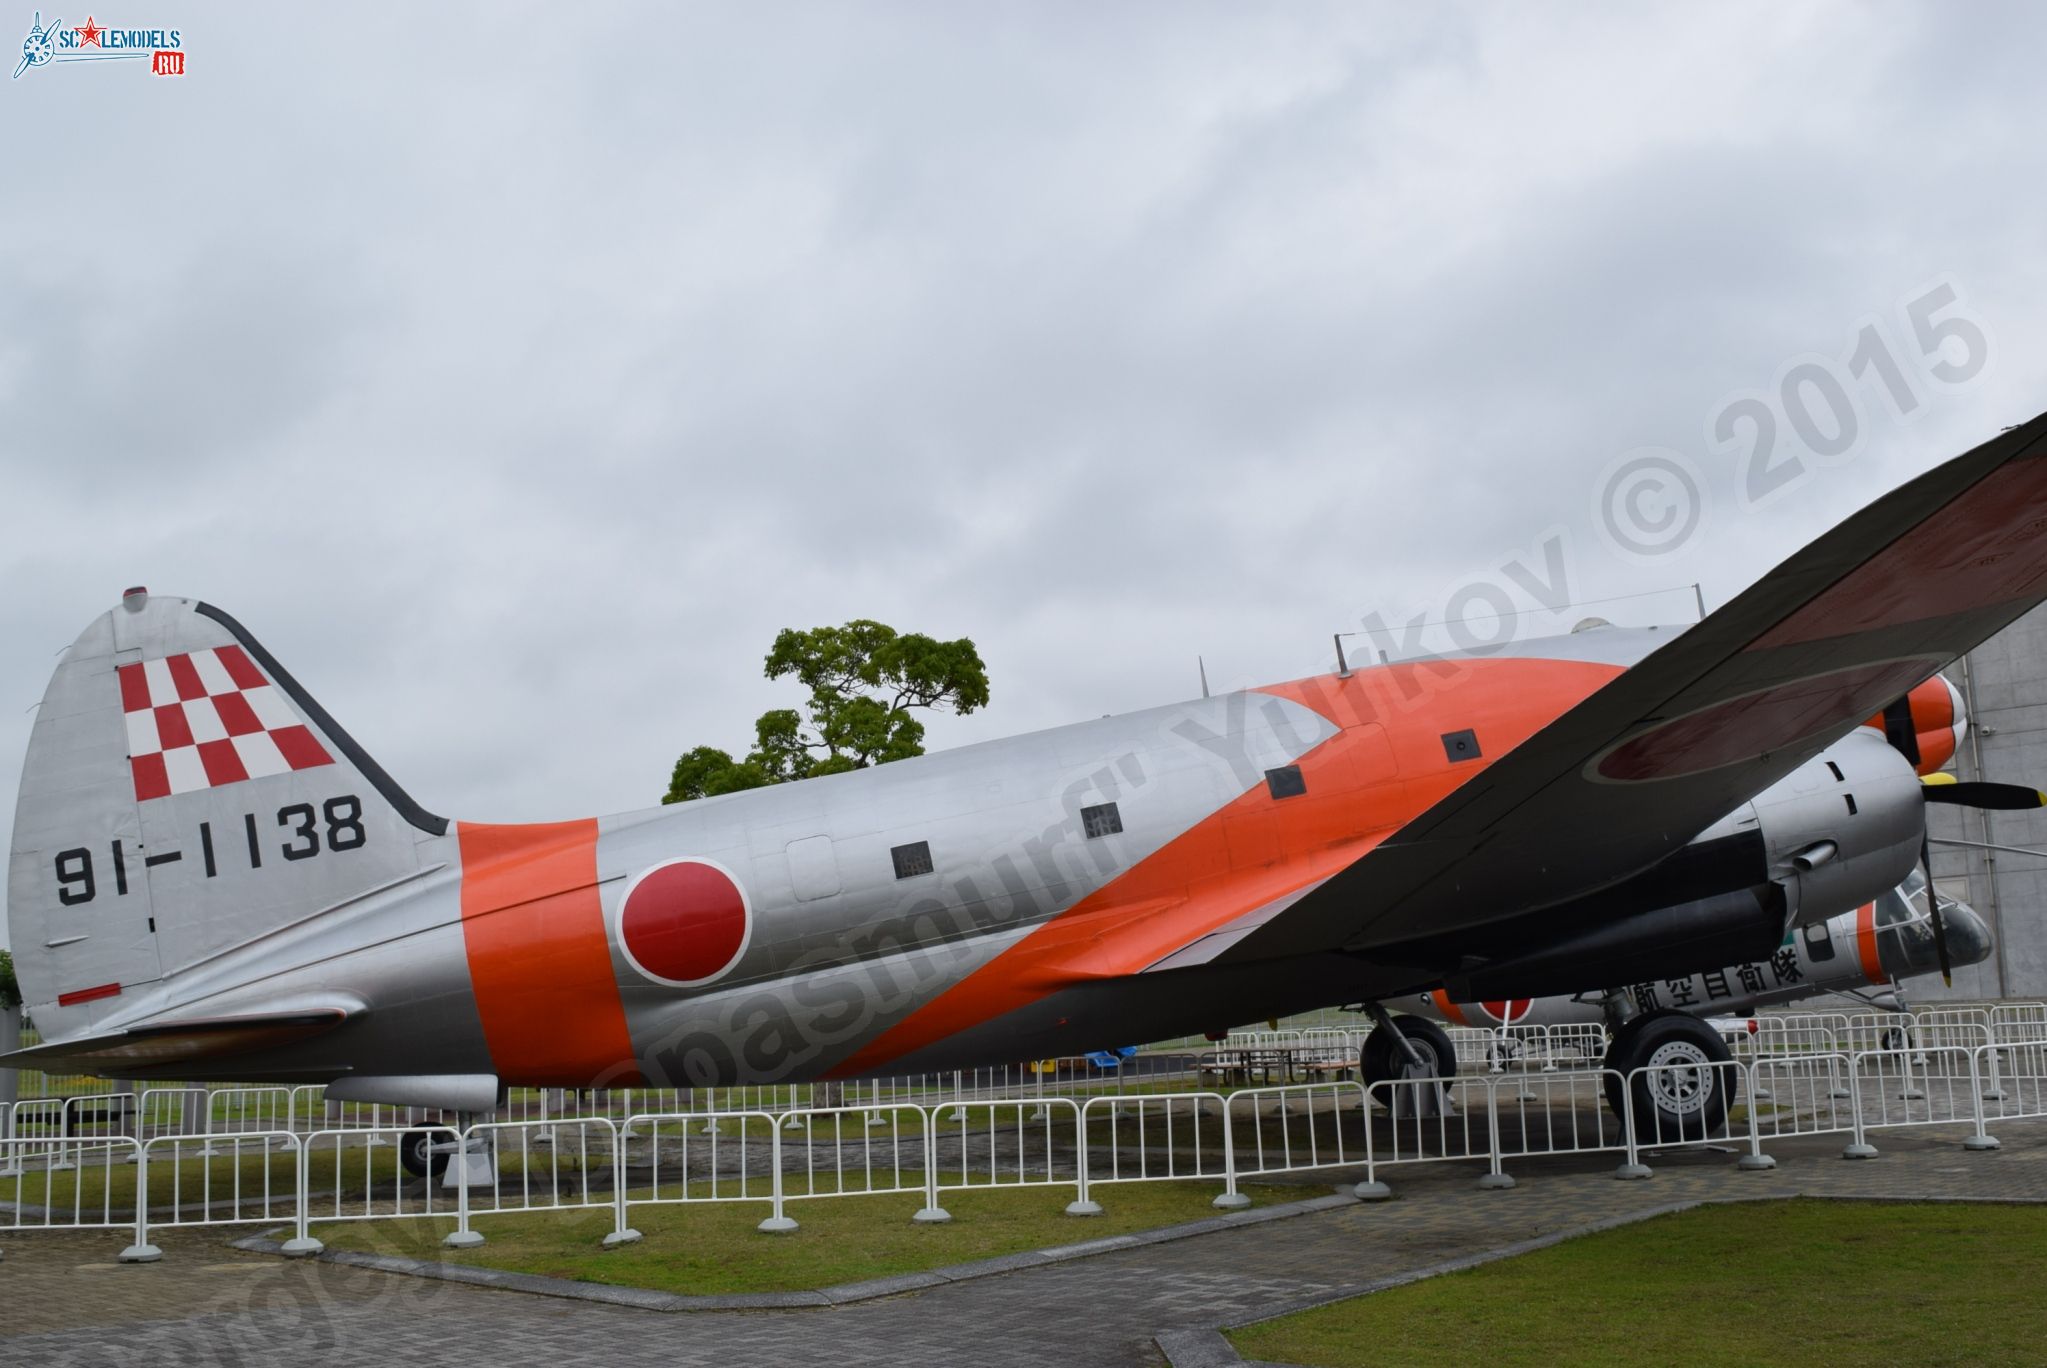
[10,413,2047,1148]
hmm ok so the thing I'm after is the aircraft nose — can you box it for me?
[1880,891,1995,978]
[1939,900,1995,971]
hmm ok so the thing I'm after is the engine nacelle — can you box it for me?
[1750,727,1923,929]
[1438,728,1925,1000]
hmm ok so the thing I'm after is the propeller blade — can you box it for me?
[1921,779,2047,810]
[1883,695,1923,767]
[1921,834,1952,988]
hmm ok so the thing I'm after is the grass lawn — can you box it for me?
[1229,1199,2047,1368]
[313,1177,1331,1295]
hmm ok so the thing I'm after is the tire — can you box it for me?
[399,1127,452,1180]
[1361,1015,1458,1090]
[1600,1015,1645,1118]
[1604,1011,1735,1141]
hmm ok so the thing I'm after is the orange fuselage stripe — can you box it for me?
[828,658,1621,1077]
[458,820,641,1085]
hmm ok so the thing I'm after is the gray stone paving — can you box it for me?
[6,1120,2047,1368]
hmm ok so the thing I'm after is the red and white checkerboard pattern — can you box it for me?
[117,646,334,802]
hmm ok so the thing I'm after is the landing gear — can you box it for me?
[399,1127,452,1180]
[1360,1014,1458,1088]
[1601,1010,1735,1137]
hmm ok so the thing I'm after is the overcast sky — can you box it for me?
[5,2,2045,950]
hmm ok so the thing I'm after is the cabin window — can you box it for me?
[1441,729,1481,762]
[1803,921,1836,962]
[891,840,934,880]
[1265,764,1307,799]
[1081,802,1123,838]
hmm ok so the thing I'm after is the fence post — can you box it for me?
[1614,1069,1651,1179]
[741,1114,794,1236]
[1354,1081,1391,1199]
[279,1136,322,1256]
[117,1139,161,1263]
[603,1118,642,1247]
[1982,1037,2008,1101]
[1842,1053,1878,1159]
[1737,1060,1777,1171]
[913,1106,951,1223]
[1214,1093,1251,1209]
[1826,1049,1852,1100]
[1065,1101,1102,1215]
[1964,1049,2002,1152]
[194,1088,220,1160]
[1476,1076,1515,1189]
[46,1096,77,1173]
[444,1125,485,1248]
[1897,1047,1926,1101]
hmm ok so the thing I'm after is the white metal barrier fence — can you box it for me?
[15,1018,2047,1262]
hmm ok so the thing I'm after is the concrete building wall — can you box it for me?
[1923,600,2047,1003]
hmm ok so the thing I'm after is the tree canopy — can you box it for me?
[664,620,989,804]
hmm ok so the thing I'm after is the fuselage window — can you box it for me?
[1803,920,1836,962]
[891,841,935,880]
[1081,802,1123,838]
[1265,764,1307,799]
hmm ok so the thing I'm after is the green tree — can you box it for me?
[0,948,18,1012]
[664,620,990,804]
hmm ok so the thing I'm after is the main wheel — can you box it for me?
[1360,1015,1458,1090]
[1603,1011,1735,1140]
[399,1127,452,1179]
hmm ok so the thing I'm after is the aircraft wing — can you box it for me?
[1227,409,2047,963]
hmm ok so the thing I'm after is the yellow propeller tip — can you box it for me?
[1922,772,1959,786]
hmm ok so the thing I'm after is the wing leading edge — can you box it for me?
[1225,409,2047,964]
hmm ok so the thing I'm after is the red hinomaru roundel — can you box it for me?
[614,858,752,988]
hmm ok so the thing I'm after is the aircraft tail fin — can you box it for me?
[6,591,444,1040]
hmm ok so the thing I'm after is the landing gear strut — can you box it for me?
[1360,1005,1458,1095]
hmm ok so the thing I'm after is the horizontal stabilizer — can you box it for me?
[0,1008,350,1072]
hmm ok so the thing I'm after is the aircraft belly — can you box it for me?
[859,952,1409,1077]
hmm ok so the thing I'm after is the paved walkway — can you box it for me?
[5,1121,2046,1368]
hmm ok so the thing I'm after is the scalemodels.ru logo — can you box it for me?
[15,11,184,79]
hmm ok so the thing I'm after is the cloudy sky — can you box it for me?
[5,3,2044,948]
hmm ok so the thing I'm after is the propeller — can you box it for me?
[1871,686,2041,986]
[1915,831,1951,988]
[1919,774,2047,810]
[1912,775,2045,986]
